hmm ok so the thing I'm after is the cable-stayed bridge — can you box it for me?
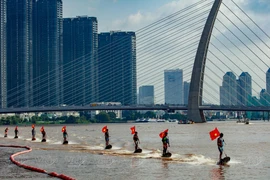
[0,105,270,114]
[2,0,270,122]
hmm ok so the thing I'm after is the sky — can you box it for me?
[63,0,270,32]
[63,0,270,104]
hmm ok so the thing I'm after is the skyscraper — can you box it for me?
[6,0,33,107]
[98,31,137,105]
[33,0,63,106]
[0,0,7,108]
[139,85,154,105]
[164,69,183,105]
[63,16,98,105]
[267,68,270,94]
[236,79,241,105]
[220,72,237,105]
[260,89,269,106]
[238,72,252,106]
[184,81,190,105]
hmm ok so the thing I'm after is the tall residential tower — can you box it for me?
[267,68,270,94]
[98,31,137,105]
[63,16,98,105]
[238,72,252,106]
[0,0,7,108]
[184,81,190,105]
[33,0,63,106]
[139,85,154,105]
[220,72,237,105]
[6,0,33,107]
[164,69,183,105]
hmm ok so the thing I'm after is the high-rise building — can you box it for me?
[236,79,241,105]
[164,69,183,105]
[98,31,137,105]
[267,68,270,94]
[220,72,237,105]
[238,72,252,106]
[184,81,190,105]
[0,0,7,108]
[260,89,270,106]
[63,16,98,105]
[6,0,33,107]
[139,85,154,105]
[33,0,63,106]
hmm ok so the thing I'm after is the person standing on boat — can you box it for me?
[133,131,140,150]
[217,133,225,163]
[162,132,170,155]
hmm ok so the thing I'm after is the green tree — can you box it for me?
[10,116,19,125]
[31,116,38,124]
[162,113,170,120]
[65,116,77,124]
[144,111,156,118]
[95,112,111,123]
[108,112,116,121]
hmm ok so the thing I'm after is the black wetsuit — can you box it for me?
[32,128,36,138]
[4,128,8,137]
[42,131,46,140]
[105,132,109,145]
[63,131,68,141]
[14,129,18,137]
[133,134,139,150]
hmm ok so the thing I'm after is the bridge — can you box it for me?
[0,105,269,114]
[1,0,270,122]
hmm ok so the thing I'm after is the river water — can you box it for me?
[0,121,270,180]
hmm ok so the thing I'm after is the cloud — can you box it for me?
[110,0,200,31]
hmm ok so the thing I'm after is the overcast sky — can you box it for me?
[63,0,270,104]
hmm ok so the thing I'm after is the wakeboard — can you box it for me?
[63,140,69,144]
[41,139,46,142]
[217,157,230,165]
[162,152,172,157]
[105,144,112,149]
[134,148,142,153]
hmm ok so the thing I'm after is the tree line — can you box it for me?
[0,111,188,125]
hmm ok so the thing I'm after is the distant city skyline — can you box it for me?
[1,0,270,106]
[220,71,270,106]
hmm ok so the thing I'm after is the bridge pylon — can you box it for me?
[187,0,222,123]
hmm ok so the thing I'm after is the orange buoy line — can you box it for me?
[0,145,75,180]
